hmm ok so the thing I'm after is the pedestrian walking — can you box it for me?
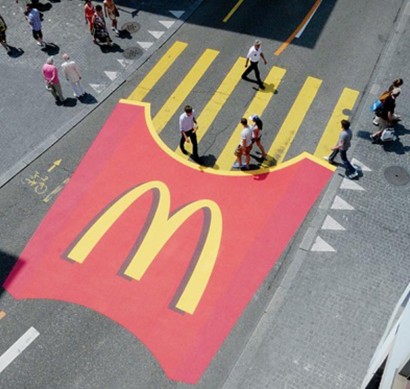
[61,53,85,99]
[241,39,267,90]
[370,88,401,143]
[0,14,11,53]
[25,3,45,47]
[92,5,112,45]
[103,0,119,36]
[84,0,95,33]
[179,105,199,160]
[324,120,358,179]
[372,78,403,125]
[42,56,64,105]
[249,114,267,158]
[233,118,253,170]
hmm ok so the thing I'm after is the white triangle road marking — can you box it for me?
[169,10,185,18]
[104,71,119,81]
[331,195,354,210]
[352,158,372,172]
[117,59,133,68]
[148,30,165,39]
[138,41,154,50]
[321,215,345,231]
[340,178,365,191]
[159,20,175,29]
[89,83,106,93]
[311,236,336,252]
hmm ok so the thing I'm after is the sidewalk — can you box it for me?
[221,1,410,388]
[0,0,203,187]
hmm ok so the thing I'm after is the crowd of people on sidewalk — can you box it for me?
[1,0,122,105]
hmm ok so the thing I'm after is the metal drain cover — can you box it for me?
[122,22,140,34]
[123,47,143,59]
[384,166,410,186]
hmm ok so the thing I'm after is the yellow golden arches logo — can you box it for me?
[66,181,223,315]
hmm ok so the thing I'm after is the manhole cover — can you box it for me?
[122,22,140,34]
[384,166,410,186]
[123,47,143,60]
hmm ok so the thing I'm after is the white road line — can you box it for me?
[0,327,40,374]
[295,0,322,38]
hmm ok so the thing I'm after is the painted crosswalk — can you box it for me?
[126,41,360,171]
[175,56,245,157]
[267,76,322,165]
[216,66,287,170]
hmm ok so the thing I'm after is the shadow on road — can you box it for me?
[0,249,20,298]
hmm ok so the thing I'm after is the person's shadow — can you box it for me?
[99,42,124,54]
[42,42,59,55]
[31,1,52,12]
[117,29,132,40]
[7,46,24,58]
[194,154,216,168]
[357,123,410,155]
[62,97,77,107]
[79,93,97,105]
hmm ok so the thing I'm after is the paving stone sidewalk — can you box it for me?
[0,0,202,187]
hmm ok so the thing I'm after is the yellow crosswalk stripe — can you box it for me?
[215,66,287,171]
[175,57,245,157]
[127,41,188,102]
[153,49,220,134]
[314,88,360,158]
[267,76,322,165]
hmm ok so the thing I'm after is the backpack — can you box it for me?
[371,99,384,116]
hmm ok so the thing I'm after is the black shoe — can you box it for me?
[259,84,266,90]
[181,149,188,155]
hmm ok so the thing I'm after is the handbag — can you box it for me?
[114,7,120,17]
[46,83,56,93]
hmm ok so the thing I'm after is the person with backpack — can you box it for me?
[370,88,401,143]
[0,14,11,53]
[372,78,403,125]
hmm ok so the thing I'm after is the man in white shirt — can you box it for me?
[241,39,267,90]
[179,105,199,160]
[233,118,253,169]
[61,53,86,98]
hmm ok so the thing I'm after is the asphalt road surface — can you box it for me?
[0,0,406,388]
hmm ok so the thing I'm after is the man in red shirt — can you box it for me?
[42,56,65,104]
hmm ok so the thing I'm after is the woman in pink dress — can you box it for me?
[84,0,95,33]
